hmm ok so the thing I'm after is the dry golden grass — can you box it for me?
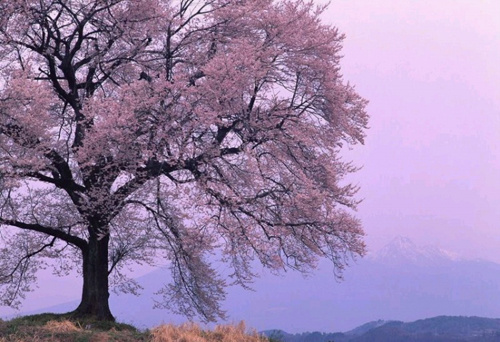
[43,320,82,333]
[0,315,271,342]
[212,321,268,342]
[151,321,268,342]
[151,323,205,342]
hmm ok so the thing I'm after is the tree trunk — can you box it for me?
[73,234,114,321]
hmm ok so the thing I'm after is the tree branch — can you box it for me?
[0,219,87,250]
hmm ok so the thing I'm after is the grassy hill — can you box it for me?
[0,313,270,342]
[6,314,500,342]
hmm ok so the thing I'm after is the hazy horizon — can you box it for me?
[3,235,499,334]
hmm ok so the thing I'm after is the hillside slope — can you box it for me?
[262,316,500,342]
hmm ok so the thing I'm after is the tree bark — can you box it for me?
[73,234,114,321]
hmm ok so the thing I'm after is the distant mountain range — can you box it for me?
[5,236,500,333]
[262,316,500,342]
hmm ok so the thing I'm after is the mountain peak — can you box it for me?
[387,236,417,250]
[371,236,459,265]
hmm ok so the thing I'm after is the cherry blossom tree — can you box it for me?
[0,0,368,322]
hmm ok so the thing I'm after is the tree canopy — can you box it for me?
[0,0,368,321]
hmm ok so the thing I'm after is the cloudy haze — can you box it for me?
[324,0,500,261]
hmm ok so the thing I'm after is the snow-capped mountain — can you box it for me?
[370,236,460,265]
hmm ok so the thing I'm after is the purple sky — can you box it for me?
[324,0,500,262]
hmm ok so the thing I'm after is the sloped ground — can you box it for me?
[0,314,270,342]
[0,313,146,342]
